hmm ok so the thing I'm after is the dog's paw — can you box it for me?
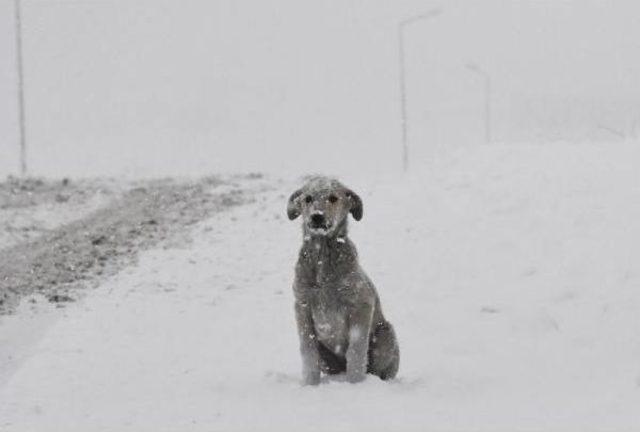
[302,376,320,386]
[302,369,321,386]
[346,371,366,384]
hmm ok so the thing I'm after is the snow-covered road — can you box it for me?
[1,144,640,431]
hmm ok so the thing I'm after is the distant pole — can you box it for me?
[14,0,27,176]
[466,63,492,144]
[398,8,442,172]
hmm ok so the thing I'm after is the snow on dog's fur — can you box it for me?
[287,176,400,384]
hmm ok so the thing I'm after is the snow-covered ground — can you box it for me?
[0,178,123,250]
[1,143,639,431]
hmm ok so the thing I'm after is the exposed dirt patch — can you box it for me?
[0,175,264,314]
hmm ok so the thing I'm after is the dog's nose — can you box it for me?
[310,213,325,227]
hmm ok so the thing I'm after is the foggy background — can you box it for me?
[1,0,639,177]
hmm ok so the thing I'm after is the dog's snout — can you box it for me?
[310,213,325,227]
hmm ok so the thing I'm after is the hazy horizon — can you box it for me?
[1,0,640,177]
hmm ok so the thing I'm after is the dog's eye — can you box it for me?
[304,195,313,204]
[328,195,338,204]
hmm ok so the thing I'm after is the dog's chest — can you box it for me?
[299,240,355,350]
[310,297,348,349]
[303,242,349,286]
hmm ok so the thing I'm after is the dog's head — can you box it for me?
[287,176,362,237]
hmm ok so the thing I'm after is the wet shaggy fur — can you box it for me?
[287,176,400,385]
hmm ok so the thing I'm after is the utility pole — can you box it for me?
[466,63,492,144]
[14,0,27,175]
[398,8,442,172]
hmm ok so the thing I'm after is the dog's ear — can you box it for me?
[345,189,363,221]
[287,189,303,220]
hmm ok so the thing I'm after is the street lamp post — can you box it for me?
[14,0,27,175]
[465,63,492,144]
[398,8,442,172]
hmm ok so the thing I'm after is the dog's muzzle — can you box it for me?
[308,212,331,233]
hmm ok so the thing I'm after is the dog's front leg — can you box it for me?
[346,303,374,383]
[294,300,320,385]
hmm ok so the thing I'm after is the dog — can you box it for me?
[287,176,400,385]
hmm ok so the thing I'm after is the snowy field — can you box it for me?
[1,143,640,431]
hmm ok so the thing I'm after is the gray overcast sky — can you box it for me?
[1,0,639,176]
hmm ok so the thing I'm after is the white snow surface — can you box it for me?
[1,143,640,431]
[0,188,117,250]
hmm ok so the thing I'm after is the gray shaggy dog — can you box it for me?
[287,176,400,385]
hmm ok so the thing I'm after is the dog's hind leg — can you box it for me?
[367,321,400,380]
